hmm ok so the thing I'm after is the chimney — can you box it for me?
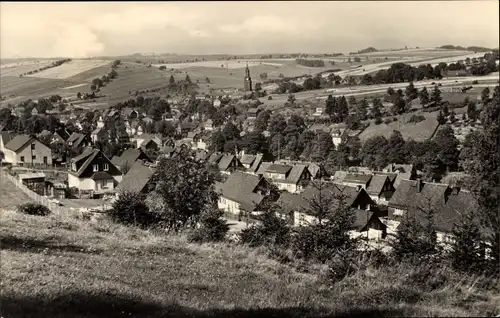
[416,178,422,193]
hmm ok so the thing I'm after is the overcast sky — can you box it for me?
[1,1,498,58]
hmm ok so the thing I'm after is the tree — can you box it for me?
[433,125,460,172]
[430,85,442,105]
[222,122,240,140]
[481,87,490,104]
[311,131,334,162]
[391,206,439,262]
[210,130,226,152]
[109,192,159,228]
[148,151,219,231]
[437,110,446,125]
[356,98,369,120]
[419,87,430,106]
[77,92,82,99]
[268,113,287,136]
[387,87,395,96]
[386,130,406,164]
[90,84,97,92]
[92,78,103,88]
[348,96,357,108]
[467,100,478,121]
[287,93,296,105]
[254,82,262,92]
[360,135,389,169]
[188,208,229,243]
[169,75,176,85]
[405,82,418,100]
[460,91,500,271]
[185,74,192,84]
[448,212,484,273]
[240,204,290,248]
[372,97,382,121]
[291,181,358,263]
[240,131,268,155]
[391,94,407,115]
[254,110,271,133]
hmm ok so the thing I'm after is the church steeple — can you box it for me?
[244,61,252,92]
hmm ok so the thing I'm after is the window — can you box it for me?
[103,163,109,171]
[93,164,99,172]
[20,156,25,162]
[31,143,35,150]
[43,157,47,164]
[101,180,108,189]
[32,155,36,160]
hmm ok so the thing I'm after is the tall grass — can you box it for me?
[1,209,499,318]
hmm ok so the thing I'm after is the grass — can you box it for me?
[24,60,111,80]
[0,174,34,209]
[1,209,499,318]
[359,111,440,142]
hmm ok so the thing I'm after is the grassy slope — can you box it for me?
[1,208,499,318]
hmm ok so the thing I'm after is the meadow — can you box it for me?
[1,206,499,318]
[24,60,111,79]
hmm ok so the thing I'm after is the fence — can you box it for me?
[1,170,72,215]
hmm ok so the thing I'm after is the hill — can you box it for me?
[439,45,494,52]
[1,207,499,318]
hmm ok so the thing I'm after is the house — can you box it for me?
[121,108,139,119]
[31,108,39,116]
[240,154,258,169]
[204,119,214,131]
[245,153,264,174]
[382,163,416,187]
[142,116,154,125]
[51,129,70,144]
[115,160,156,195]
[213,98,222,108]
[91,128,108,143]
[111,148,153,170]
[0,132,14,154]
[193,133,211,151]
[365,174,395,205]
[2,134,52,166]
[132,133,161,149]
[67,132,92,153]
[218,154,243,175]
[96,116,105,129]
[388,179,483,242]
[260,163,312,193]
[216,171,273,217]
[177,121,197,137]
[247,108,261,120]
[341,173,372,189]
[277,183,385,239]
[313,107,324,117]
[67,148,122,193]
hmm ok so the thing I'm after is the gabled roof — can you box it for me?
[285,164,308,185]
[343,173,372,185]
[216,171,265,211]
[70,149,118,178]
[366,174,389,196]
[240,154,256,165]
[4,134,34,152]
[67,132,88,148]
[218,154,239,171]
[248,154,263,173]
[266,164,292,175]
[116,160,156,193]
[208,153,223,165]
[255,162,273,175]
[0,132,14,146]
[389,180,449,211]
[111,148,151,168]
[54,129,70,141]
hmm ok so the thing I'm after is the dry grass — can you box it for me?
[0,174,34,209]
[1,209,499,318]
[24,60,111,79]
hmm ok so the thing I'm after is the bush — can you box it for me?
[188,208,229,243]
[472,80,479,84]
[239,206,290,248]
[17,203,51,216]
[393,117,398,122]
[407,114,426,124]
[374,117,383,125]
[384,118,392,124]
[109,192,160,228]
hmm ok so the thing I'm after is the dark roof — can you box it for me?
[285,164,308,184]
[343,173,372,185]
[216,171,265,211]
[240,154,256,165]
[116,161,155,193]
[91,171,114,181]
[71,148,94,163]
[266,164,292,175]
[255,162,273,175]
[4,134,33,152]
[70,149,117,178]
[248,154,263,173]
[0,132,14,145]
[54,129,70,141]
[390,180,449,211]
[218,155,238,171]
[112,148,151,168]
[67,132,88,148]
[208,153,223,165]
[366,174,389,196]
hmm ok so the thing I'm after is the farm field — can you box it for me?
[0,60,56,77]
[1,210,499,318]
[24,60,111,79]
[358,111,440,142]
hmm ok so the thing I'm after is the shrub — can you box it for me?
[472,80,479,84]
[407,114,426,124]
[393,117,398,122]
[384,118,392,125]
[17,203,51,216]
[239,206,290,248]
[109,192,160,228]
[189,208,229,243]
[374,117,383,125]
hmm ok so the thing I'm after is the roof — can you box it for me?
[92,128,103,135]
[218,155,237,171]
[116,161,156,193]
[307,162,320,178]
[247,108,260,115]
[0,132,14,145]
[71,148,94,163]
[343,173,372,185]
[54,129,70,141]
[216,171,265,211]
[366,174,389,196]
[247,154,263,173]
[67,132,87,148]
[255,162,273,175]
[383,163,414,174]
[286,164,308,184]
[389,180,449,212]
[91,171,114,181]
[266,164,292,175]
[208,153,223,165]
[112,148,151,168]
[4,134,33,152]
[18,172,46,180]
[70,149,116,178]
[240,154,256,165]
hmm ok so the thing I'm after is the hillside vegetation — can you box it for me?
[1,209,499,318]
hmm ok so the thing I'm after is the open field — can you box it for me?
[0,173,34,209]
[24,60,111,79]
[0,60,56,77]
[359,111,440,142]
[1,210,499,317]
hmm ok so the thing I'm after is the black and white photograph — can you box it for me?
[0,1,499,317]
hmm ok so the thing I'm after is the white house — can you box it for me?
[2,134,52,166]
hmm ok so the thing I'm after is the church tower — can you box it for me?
[244,62,252,92]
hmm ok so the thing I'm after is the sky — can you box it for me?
[1,1,499,58]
